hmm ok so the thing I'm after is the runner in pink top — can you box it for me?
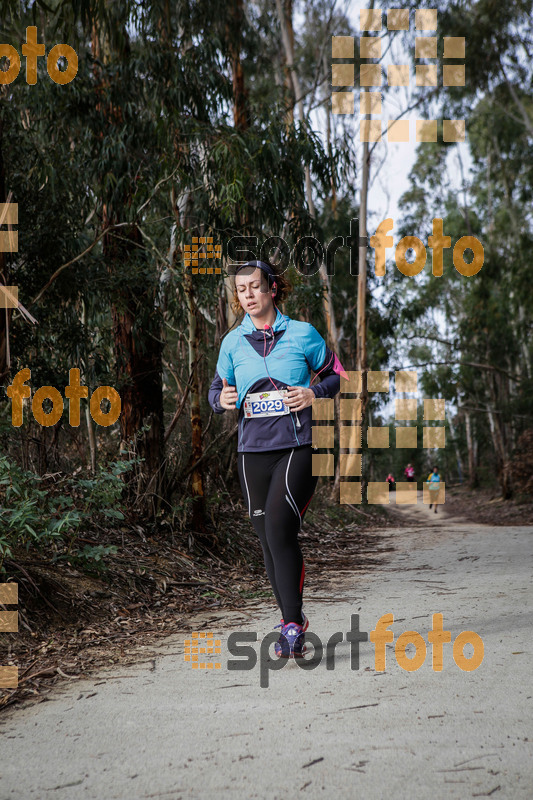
[404,463,415,482]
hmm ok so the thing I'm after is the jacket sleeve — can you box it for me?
[208,335,237,414]
[310,345,341,399]
[208,368,226,414]
[303,325,346,401]
[215,335,235,385]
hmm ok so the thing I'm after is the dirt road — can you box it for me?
[1,499,531,799]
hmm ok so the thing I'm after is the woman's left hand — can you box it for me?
[285,386,315,411]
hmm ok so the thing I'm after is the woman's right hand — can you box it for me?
[220,378,238,410]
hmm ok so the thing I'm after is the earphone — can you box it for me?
[271,281,277,297]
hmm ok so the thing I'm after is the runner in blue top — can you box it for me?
[427,465,441,514]
[208,260,347,658]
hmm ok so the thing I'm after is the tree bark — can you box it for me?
[0,105,13,384]
[465,410,478,488]
[81,298,97,473]
[357,137,370,417]
[487,405,512,499]
[226,0,249,131]
[185,267,206,532]
[276,0,343,501]
[171,186,206,533]
[93,18,166,518]
[323,51,338,219]
[447,408,464,483]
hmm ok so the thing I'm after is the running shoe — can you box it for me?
[274,613,309,631]
[274,620,307,658]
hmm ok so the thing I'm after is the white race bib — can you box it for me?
[243,390,290,418]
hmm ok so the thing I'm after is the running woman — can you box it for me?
[404,463,415,482]
[208,261,346,658]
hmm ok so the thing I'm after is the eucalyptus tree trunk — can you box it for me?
[356,134,370,498]
[223,0,248,333]
[275,0,340,345]
[487,406,512,499]
[185,268,205,530]
[0,107,13,385]
[227,0,248,131]
[171,186,206,534]
[447,407,464,483]
[355,0,376,499]
[464,411,478,488]
[281,0,295,128]
[276,0,342,497]
[81,299,97,473]
[323,51,338,220]
[92,16,166,518]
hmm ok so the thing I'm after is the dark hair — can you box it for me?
[231,261,292,316]
[433,465,439,470]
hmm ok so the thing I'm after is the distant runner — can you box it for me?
[427,465,441,513]
[404,463,415,482]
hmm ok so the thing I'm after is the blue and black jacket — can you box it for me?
[208,309,344,452]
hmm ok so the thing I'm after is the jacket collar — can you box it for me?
[240,308,289,335]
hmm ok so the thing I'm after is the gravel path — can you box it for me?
[0,499,531,799]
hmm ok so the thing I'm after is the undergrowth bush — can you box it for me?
[0,456,138,573]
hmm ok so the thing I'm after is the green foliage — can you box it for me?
[68,543,119,574]
[0,457,134,572]
[1,0,530,523]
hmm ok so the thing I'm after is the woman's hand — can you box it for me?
[285,386,315,412]
[220,378,238,410]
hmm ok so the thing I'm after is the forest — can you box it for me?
[0,0,532,704]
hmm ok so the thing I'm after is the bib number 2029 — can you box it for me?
[251,398,284,414]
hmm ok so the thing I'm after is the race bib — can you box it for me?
[244,390,290,418]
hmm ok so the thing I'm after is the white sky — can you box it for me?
[323,2,473,416]
[341,2,472,235]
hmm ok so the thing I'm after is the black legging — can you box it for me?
[237,445,318,625]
